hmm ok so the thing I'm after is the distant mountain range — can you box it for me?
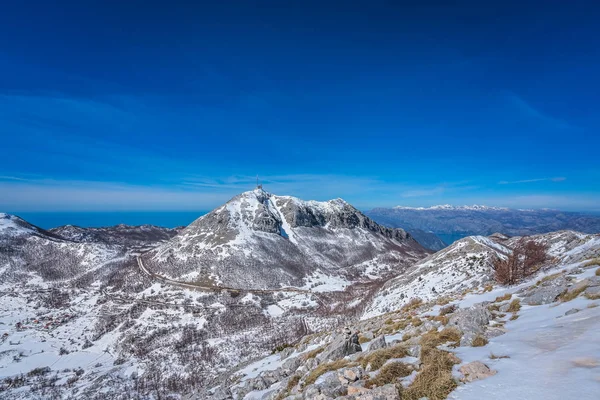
[366,205,600,248]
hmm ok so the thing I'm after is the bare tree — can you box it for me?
[494,238,548,285]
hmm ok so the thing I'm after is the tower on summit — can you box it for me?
[256,175,263,190]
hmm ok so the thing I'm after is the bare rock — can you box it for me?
[522,276,568,305]
[448,305,491,346]
[368,335,387,351]
[459,361,497,382]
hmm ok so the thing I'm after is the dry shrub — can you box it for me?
[494,293,512,302]
[507,299,521,313]
[365,361,412,388]
[304,359,355,385]
[472,335,488,347]
[582,259,600,267]
[439,304,457,316]
[402,298,423,312]
[358,344,408,370]
[560,285,588,302]
[402,348,459,400]
[302,346,324,361]
[585,292,600,300]
[420,328,462,350]
[494,238,548,285]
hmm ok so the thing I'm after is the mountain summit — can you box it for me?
[141,189,429,290]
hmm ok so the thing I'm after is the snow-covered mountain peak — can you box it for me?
[142,190,428,289]
[0,213,38,236]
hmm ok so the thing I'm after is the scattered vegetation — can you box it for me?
[582,258,600,267]
[494,238,548,285]
[535,272,562,287]
[411,317,423,327]
[472,335,488,347]
[494,293,512,302]
[302,346,324,360]
[304,359,355,386]
[507,299,521,313]
[358,335,370,344]
[271,343,293,354]
[482,283,494,293]
[490,353,510,359]
[439,304,457,316]
[402,348,459,400]
[276,375,301,400]
[402,298,424,312]
[585,292,600,300]
[365,361,412,388]
[433,315,449,325]
[420,328,462,350]
[509,313,519,321]
[358,344,409,370]
[560,286,588,302]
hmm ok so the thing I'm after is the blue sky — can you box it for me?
[1,1,599,214]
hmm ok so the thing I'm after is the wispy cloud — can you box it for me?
[507,93,576,130]
[499,177,566,185]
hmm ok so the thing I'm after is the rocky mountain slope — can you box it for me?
[366,205,600,246]
[201,235,600,400]
[365,230,600,318]
[50,223,182,248]
[142,189,429,290]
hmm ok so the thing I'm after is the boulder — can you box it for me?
[280,347,295,360]
[522,277,568,305]
[565,308,581,316]
[320,333,362,362]
[584,286,600,298]
[338,366,365,385]
[368,335,387,351]
[459,361,497,382]
[281,356,302,376]
[448,305,491,346]
[352,384,400,400]
[305,370,346,398]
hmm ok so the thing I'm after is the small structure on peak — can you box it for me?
[256,175,263,190]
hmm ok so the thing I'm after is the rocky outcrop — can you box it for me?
[448,305,491,346]
[459,361,497,382]
[521,276,568,305]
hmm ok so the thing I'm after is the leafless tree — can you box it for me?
[494,238,548,285]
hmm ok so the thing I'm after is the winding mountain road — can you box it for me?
[136,256,313,295]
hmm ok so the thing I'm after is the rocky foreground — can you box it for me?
[202,259,600,400]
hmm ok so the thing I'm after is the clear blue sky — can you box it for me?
[1,1,599,215]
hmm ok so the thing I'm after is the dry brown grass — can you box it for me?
[304,359,356,385]
[358,344,408,371]
[509,313,519,321]
[302,346,324,361]
[489,353,510,359]
[358,335,370,344]
[365,361,412,388]
[472,335,489,347]
[402,348,459,400]
[411,317,423,327]
[402,297,424,312]
[483,283,494,293]
[507,299,521,312]
[582,258,600,268]
[433,315,449,325]
[378,319,409,335]
[487,304,500,312]
[585,292,600,300]
[420,328,462,350]
[439,304,457,316]
[535,272,563,287]
[275,375,301,400]
[596,267,600,276]
[560,285,588,302]
[435,297,452,306]
[494,293,512,302]
[587,303,599,308]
